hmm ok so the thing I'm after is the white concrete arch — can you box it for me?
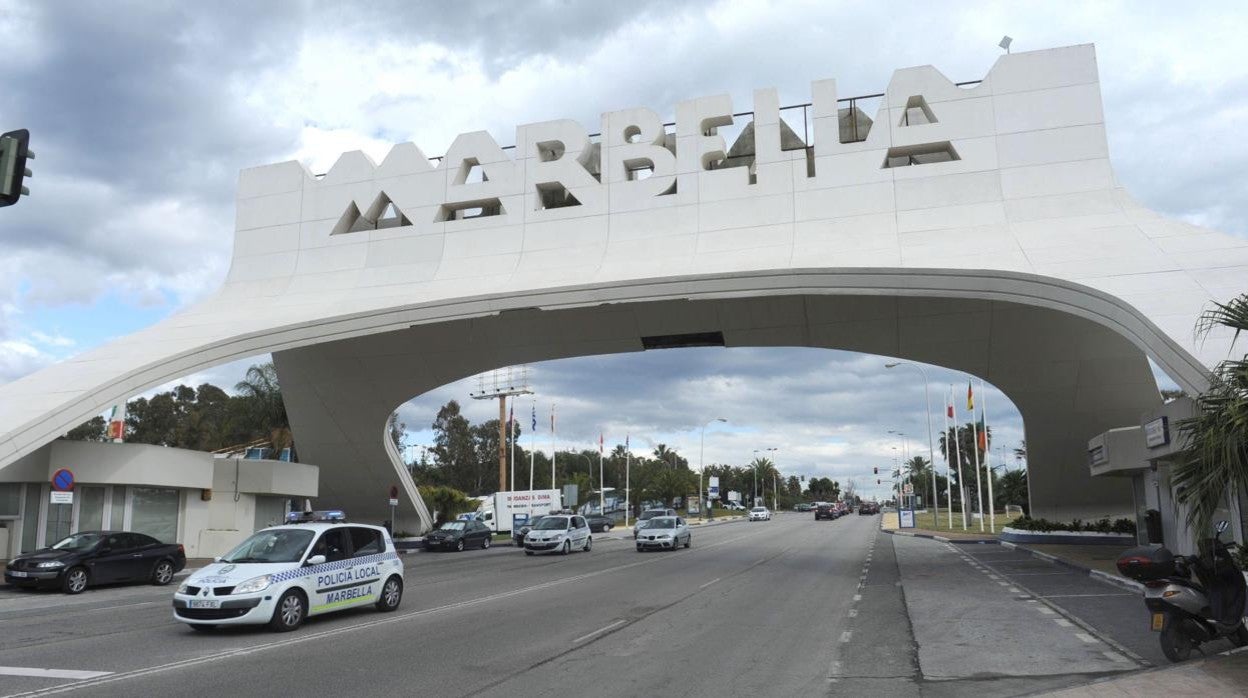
[3,43,1246,534]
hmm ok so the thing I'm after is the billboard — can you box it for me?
[708,476,720,498]
[727,490,741,503]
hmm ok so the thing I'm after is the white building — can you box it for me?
[0,440,317,559]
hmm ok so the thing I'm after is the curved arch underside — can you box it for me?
[268,269,1175,532]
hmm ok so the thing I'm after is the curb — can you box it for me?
[880,529,998,545]
[1000,540,1143,592]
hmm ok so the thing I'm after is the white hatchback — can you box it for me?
[748,506,772,521]
[523,514,592,555]
[173,516,404,632]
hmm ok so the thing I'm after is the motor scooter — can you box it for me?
[1117,520,1248,662]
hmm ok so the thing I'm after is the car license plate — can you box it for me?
[189,598,222,609]
[1151,612,1164,631]
[8,571,28,578]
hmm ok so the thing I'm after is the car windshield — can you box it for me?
[752,507,766,512]
[648,518,676,529]
[533,517,569,531]
[50,532,104,551]
[220,529,315,563]
[439,522,466,531]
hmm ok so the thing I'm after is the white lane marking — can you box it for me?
[0,668,113,680]
[1039,593,1132,598]
[997,581,1009,586]
[1037,607,1056,615]
[9,525,776,697]
[1074,632,1098,644]
[573,619,628,644]
[1007,587,1020,593]
[840,631,852,643]
[1054,618,1073,628]
[987,575,1000,580]
[853,594,862,602]
[699,577,722,590]
[848,609,858,618]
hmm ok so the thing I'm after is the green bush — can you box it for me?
[1007,515,1136,535]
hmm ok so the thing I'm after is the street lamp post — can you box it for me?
[886,362,939,529]
[699,418,727,520]
[753,447,777,508]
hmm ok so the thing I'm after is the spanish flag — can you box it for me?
[966,380,974,411]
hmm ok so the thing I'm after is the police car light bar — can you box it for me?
[286,510,348,523]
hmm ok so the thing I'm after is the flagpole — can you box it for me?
[982,378,995,533]
[625,437,631,528]
[968,381,985,533]
[951,385,967,530]
[509,405,515,493]
[528,401,536,518]
[599,433,605,516]
[550,404,557,500]
[943,385,954,528]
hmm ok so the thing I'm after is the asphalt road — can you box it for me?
[0,514,1168,697]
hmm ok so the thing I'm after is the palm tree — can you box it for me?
[1174,293,1248,541]
[234,362,291,455]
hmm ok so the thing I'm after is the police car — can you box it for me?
[173,511,404,632]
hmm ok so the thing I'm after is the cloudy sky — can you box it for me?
[2,0,1242,499]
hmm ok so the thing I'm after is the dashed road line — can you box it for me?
[573,619,628,644]
[0,669,112,681]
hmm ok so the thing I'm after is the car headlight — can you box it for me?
[232,575,273,594]
[658,534,672,539]
[177,581,190,594]
[36,561,65,569]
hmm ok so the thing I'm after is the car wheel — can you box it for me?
[375,575,402,612]
[456,539,465,552]
[151,560,175,586]
[268,589,307,632]
[561,540,571,555]
[636,545,644,552]
[525,550,534,556]
[606,524,613,531]
[481,536,491,550]
[684,535,691,549]
[189,624,216,632]
[62,567,89,595]
[583,536,592,552]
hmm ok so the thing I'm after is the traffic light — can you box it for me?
[873,466,878,475]
[0,129,33,208]
[877,479,881,485]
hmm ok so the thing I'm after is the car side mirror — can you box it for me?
[212,556,222,563]
[305,554,327,566]
[1216,520,1229,534]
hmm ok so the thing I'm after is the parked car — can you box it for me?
[584,514,616,533]
[524,515,592,555]
[512,515,548,546]
[724,502,745,511]
[748,506,772,521]
[794,503,812,512]
[424,520,493,551]
[5,530,186,594]
[635,516,691,551]
[814,503,835,520]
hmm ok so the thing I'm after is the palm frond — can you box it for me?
[1194,293,1248,348]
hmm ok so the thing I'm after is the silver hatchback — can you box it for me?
[635,516,691,551]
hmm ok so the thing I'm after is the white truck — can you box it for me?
[468,490,562,533]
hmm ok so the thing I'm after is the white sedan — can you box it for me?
[748,506,772,521]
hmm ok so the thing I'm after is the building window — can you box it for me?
[78,486,106,532]
[21,485,40,553]
[130,487,179,543]
[0,483,20,518]
[109,486,126,530]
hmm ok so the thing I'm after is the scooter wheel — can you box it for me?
[1159,613,1196,662]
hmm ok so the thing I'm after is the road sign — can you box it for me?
[50,491,73,505]
[388,498,399,507]
[899,508,915,528]
[902,483,913,495]
[51,468,74,491]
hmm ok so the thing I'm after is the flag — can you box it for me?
[625,434,629,449]
[978,426,987,452]
[509,403,514,433]
[551,405,556,432]
[599,432,604,453]
[966,380,974,411]
[946,400,953,419]
[531,402,537,432]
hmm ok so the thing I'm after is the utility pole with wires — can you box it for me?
[469,366,532,492]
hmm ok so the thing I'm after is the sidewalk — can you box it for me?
[1037,647,1248,696]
